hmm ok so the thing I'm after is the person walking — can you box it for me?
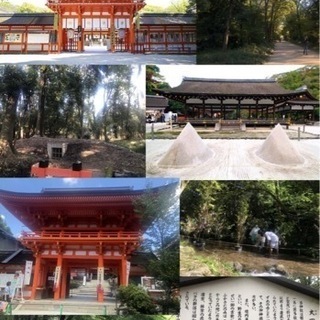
[249,225,260,244]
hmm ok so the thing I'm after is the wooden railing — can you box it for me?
[21,230,140,240]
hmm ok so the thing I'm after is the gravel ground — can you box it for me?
[146,138,319,180]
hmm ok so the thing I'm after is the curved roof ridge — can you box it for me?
[183,77,276,83]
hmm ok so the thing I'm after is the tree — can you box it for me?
[0,65,26,156]
[0,215,12,235]
[181,180,319,255]
[133,181,180,313]
[146,66,170,95]
[166,0,189,13]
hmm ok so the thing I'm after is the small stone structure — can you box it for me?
[47,142,68,159]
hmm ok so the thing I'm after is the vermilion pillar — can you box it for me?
[31,255,42,299]
[129,9,134,52]
[58,13,63,53]
[111,6,115,52]
[120,257,128,286]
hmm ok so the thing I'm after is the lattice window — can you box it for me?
[52,147,62,159]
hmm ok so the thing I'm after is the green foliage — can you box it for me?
[143,0,190,13]
[275,66,319,100]
[0,65,143,152]
[181,181,319,254]
[18,2,49,13]
[117,284,158,315]
[133,182,179,313]
[180,240,239,276]
[146,66,170,95]
[197,44,272,64]
[134,182,179,251]
[283,0,319,48]
[275,66,319,120]
[197,0,318,60]
[0,214,12,235]
[0,155,35,177]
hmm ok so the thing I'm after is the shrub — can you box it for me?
[117,284,158,315]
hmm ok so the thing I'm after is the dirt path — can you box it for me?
[266,41,319,64]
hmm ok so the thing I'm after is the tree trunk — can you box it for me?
[36,67,48,136]
[0,94,19,156]
[223,0,235,50]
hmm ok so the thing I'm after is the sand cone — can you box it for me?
[256,124,304,165]
[158,122,214,168]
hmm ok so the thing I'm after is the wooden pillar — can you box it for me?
[202,99,205,118]
[97,255,104,302]
[53,254,63,300]
[255,99,259,119]
[273,103,276,120]
[237,99,241,119]
[31,254,42,299]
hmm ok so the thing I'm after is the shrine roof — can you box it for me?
[0,183,178,231]
[140,13,195,25]
[146,95,169,108]
[0,13,53,26]
[0,186,163,209]
[0,249,33,265]
[154,78,317,100]
[0,12,195,27]
[180,277,319,299]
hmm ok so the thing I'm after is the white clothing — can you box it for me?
[265,231,279,249]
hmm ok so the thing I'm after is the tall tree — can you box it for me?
[0,65,26,156]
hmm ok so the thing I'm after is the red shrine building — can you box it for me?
[0,0,196,54]
[0,185,166,302]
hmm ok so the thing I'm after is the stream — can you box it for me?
[201,245,319,277]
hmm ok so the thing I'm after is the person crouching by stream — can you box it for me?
[258,230,279,256]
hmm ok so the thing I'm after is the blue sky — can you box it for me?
[0,178,179,236]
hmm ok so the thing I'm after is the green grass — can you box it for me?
[180,240,239,276]
[197,44,273,64]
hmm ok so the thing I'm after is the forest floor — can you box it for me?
[180,242,319,277]
[9,136,145,177]
[266,41,319,64]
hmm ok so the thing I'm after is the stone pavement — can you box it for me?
[0,51,196,65]
[10,296,117,315]
[266,41,319,65]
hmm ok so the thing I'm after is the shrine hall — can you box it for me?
[0,0,196,54]
[0,184,172,302]
[154,78,319,129]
